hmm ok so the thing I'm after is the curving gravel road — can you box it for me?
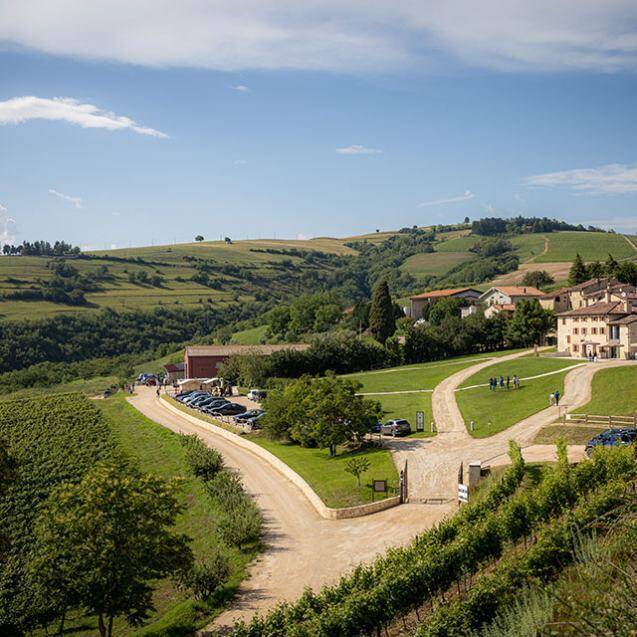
[128,389,451,632]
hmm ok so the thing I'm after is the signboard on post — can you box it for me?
[458,483,468,504]
[416,411,425,432]
[372,479,388,502]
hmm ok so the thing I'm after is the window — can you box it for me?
[566,336,571,344]
[573,344,579,352]
[574,328,579,335]
[592,327,597,335]
[600,327,605,335]
[582,328,587,335]
[562,318,566,325]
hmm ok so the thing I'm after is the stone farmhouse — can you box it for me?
[479,286,544,318]
[409,288,481,320]
[555,278,637,359]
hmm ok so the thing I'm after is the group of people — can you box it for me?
[549,390,561,406]
[488,374,520,391]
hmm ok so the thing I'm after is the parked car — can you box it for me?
[244,412,265,430]
[235,409,264,423]
[247,389,267,402]
[211,403,247,416]
[182,392,208,405]
[189,394,214,407]
[175,390,193,400]
[381,419,412,437]
[585,427,637,455]
[369,421,383,434]
[201,398,230,411]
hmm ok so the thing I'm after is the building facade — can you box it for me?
[409,287,481,320]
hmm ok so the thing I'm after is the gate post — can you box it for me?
[400,460,408,503]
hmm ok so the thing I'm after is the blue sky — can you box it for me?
[2,1,637,248]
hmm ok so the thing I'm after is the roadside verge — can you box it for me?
[159,395,401,520]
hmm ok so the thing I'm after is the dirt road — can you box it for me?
[389,355,637,502]
[128,389,452,631]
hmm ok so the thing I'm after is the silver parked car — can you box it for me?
[381,419,412,437]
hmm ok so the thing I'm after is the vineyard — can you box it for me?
[0,393,116,632]
[229,442,637,637]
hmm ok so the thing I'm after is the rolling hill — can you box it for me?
[1,226,636,321]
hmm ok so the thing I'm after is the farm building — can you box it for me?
[163,362,185,382]
[184,344,311,378]
[409,288,481,320]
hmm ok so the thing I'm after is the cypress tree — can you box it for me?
[369,280,396,344]
[568,253,588,286]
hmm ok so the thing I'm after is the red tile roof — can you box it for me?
[410,287,480,300]
[558,301,630,317]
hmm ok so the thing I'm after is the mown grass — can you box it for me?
[230,325,269,344]
[89,395,258,637]
[576,365,637,417]
[162,396,398,508]
[533,425,607,445]
[456,357,579,438]
[535,231,636,263]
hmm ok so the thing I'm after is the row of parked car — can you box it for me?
[174,390,265,429]
[585,427,637,455]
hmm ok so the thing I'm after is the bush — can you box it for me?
[182,549,230,601]
[180,434,223,481]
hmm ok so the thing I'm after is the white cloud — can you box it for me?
[2,1,634,73]
[336,144,382,155]
[418,190,475,208]
[296,233,309,240]
[0,204,18,247]
[0,96,168,138]
[48,188,83,209]
[231,85,251,92]
[523,163,637,195]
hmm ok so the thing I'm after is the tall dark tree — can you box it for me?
[604,253,619,278]
[568,253,588,286]
[505,299,555,346]
[369,280,396,344]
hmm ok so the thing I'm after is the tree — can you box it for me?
[463,216,470,224]
[345,457,371,487]
[180,550,230,602]
[568,253,588,285]
[505,299,555,347]
[521,270,555,289]
[369,280,396,344]
[604,253,619,277]
[262,376,382,456]
[195,235,204,242]
[29,462,193,637]
[224,237,232,244]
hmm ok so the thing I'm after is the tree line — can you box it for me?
[1,240,80,256]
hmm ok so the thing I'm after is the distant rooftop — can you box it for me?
[185,344,310,357]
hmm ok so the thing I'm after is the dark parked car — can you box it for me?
[201,399,230,412]
[381,419,412,437]
[182,391,207,404]
[369,421,383,434]
[235,409,264,423]
[585,427,637,455]
[211,403,247,416]
[244,412,265,430]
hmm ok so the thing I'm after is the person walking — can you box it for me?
[555,389,560,406]
[549,392,555,406]
[513,374,519,390]
[156,385,160,398]
[506,375,510,390]
[499,375,504,389]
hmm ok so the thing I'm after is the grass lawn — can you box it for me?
[509,233,548,262]
[89,395,257,637]
[533,425,607,445]
[230,324,269,344]
[456,357,579,438]
[163,396,398,508]
[535,231,636,263]
[576,365,637,416]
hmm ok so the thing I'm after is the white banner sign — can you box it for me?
[458,483,468,503]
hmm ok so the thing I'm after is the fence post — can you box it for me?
[585,414,588,424]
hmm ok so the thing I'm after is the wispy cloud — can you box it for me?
[1,2,636,74]
[231,85,251,93]
[336,144,382,155]
[48,188,83,209]
[523,163,637,195]
[0,96,168,138]
[418,190,475,208]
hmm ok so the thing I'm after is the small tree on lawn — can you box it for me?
[568,253,588,285]
[369,280,396,345]
[345,457,371,487]
[29,461,192,637]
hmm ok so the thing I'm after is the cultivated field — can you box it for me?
[534,231,637,262]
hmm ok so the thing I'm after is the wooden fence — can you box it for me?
[566,413,637,427]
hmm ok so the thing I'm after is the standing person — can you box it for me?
[156,385,160,398]
[506,375,510,390]
[514,374,519,390]
[489,377,493,391]
[549,392,555,406]
[499,375,504,390]
[555,389,560,406]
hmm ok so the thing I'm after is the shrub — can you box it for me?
[180,434,223,481]
[182,549,230,601]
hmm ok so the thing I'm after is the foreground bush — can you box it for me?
[180,433,224,481]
